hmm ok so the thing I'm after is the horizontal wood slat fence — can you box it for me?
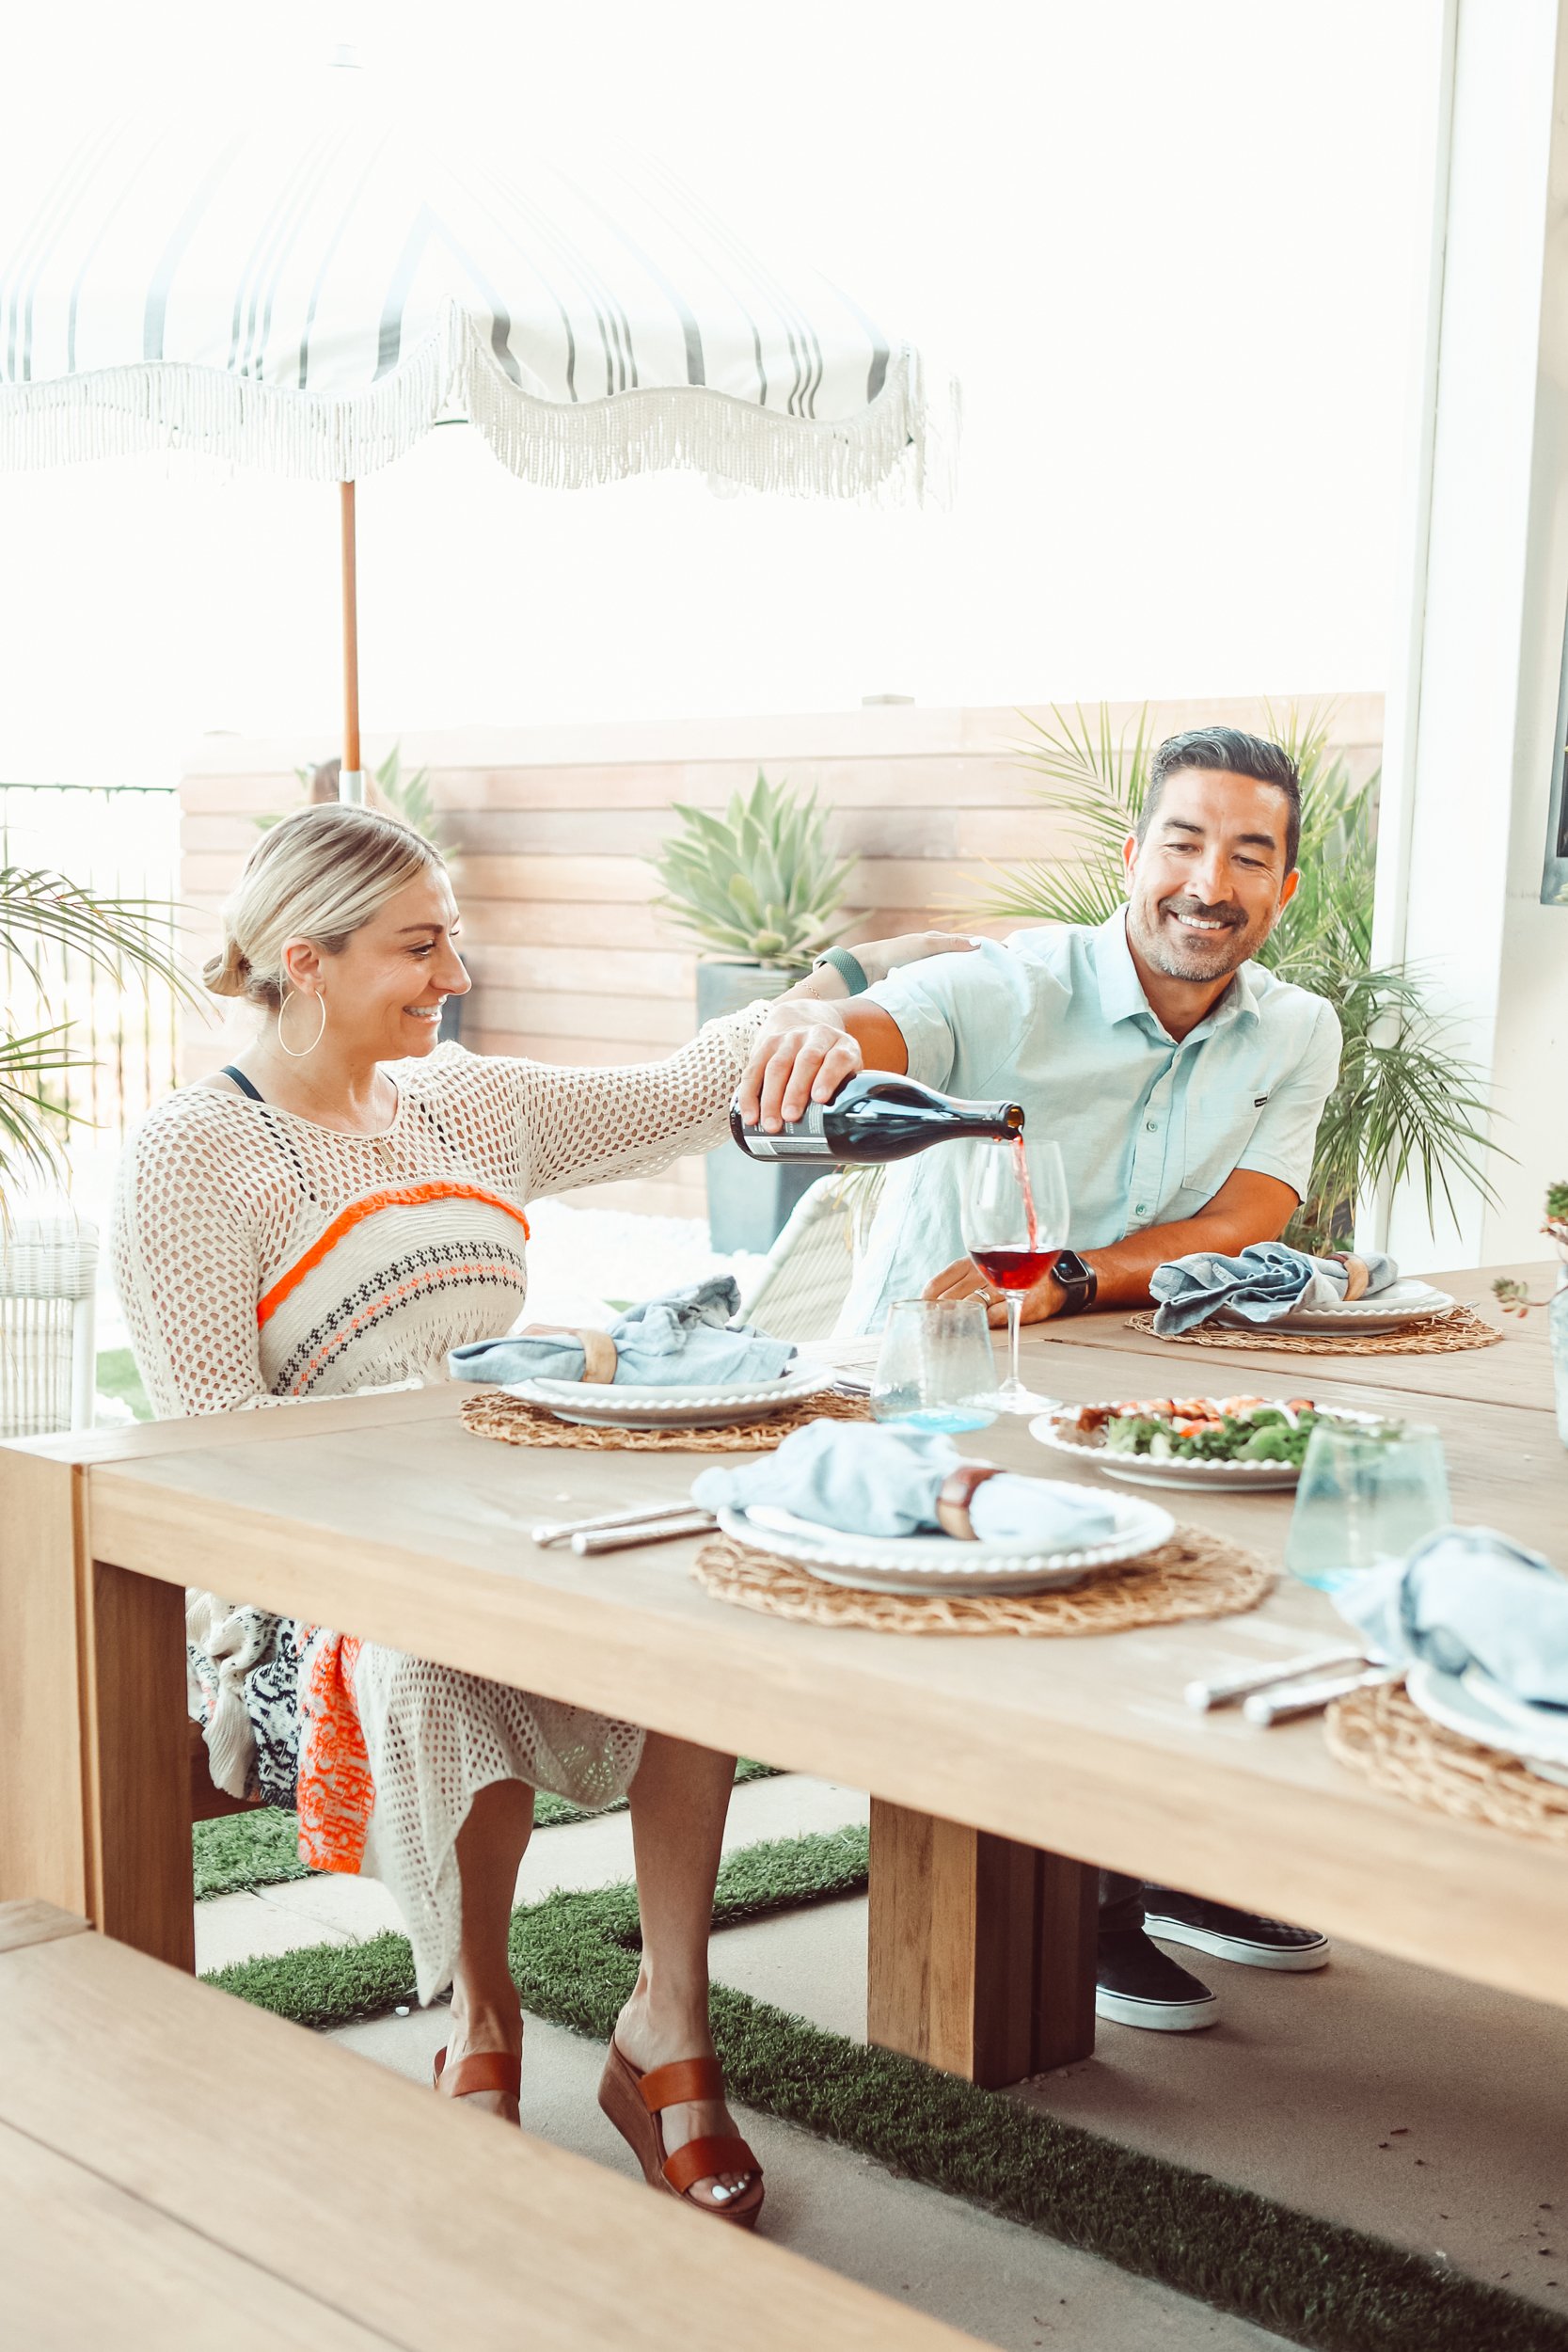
[179,696,1382,1219]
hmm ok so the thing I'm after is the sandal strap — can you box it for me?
[438,2049,521,2101]
[638,2056,724,2112]
[663,2134,760,2199]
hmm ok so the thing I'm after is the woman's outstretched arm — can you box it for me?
[514,932,975,1199]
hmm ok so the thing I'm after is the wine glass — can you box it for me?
[959,1136,1069,1414]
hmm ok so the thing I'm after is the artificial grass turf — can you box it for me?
[95,1345,152,1420]
[193,1759,782,1899]
[203,1825,1567,2352]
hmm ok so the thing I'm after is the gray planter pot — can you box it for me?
[696,959,821,1255]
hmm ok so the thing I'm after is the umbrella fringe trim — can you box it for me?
[0,306,953,502]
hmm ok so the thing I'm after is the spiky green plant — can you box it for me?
[1,867,196,1198]
[970,702,1501,1252]
[650,770,857,969]
[261,744,447,845]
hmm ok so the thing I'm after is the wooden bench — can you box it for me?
[0,1899,980,2352]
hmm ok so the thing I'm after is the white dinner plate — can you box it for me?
[1406,1660,1568,1782]
[719,1488,1175,1596]
[507,1364,833,1429]
[1030,1402,1385,1492]
[1215,1280,1457,1337]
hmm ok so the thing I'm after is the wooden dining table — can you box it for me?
[2,1261,1563,2092]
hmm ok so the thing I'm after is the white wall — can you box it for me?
[0,0,1436,787]
[1372,0,1568,1269]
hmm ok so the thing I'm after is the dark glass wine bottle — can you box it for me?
[729,1072,1024,1165]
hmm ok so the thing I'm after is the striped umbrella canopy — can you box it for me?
[0,62,937,795]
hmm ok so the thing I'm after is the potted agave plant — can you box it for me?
[650,770,856,1252]
[1493,1183,1568,1447]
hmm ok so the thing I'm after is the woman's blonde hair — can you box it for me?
[202,803,445,1010]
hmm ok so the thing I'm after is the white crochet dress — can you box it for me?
[112,1019,764,1999]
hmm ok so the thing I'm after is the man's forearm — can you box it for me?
[1078,1187,1296,1311]
[1079,1217,1243,1309]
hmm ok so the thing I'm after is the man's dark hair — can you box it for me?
[1137,727,1302,873]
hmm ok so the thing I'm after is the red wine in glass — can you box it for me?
[971,1245,1063,1293]
[959,1136,1069,1413]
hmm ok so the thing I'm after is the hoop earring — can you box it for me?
[276,987,326,1058]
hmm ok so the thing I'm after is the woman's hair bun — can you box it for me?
[202,937,252,998]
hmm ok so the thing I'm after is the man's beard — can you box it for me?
[1127,890,1266,981]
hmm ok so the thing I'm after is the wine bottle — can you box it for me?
[729,1072,1025,1165]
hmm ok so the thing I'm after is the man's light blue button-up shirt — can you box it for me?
[842,909,1342,1337]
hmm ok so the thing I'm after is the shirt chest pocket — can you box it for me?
[1179,1077,1269,1202]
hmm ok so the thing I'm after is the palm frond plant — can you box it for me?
[0,865,199,1199]
[970,703,1502,1253]
[651,769,858,969]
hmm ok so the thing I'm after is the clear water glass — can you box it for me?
[870,1297,998,1433]
[1285,1422,1452,1595]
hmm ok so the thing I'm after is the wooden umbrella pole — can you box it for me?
[340,479,364,803]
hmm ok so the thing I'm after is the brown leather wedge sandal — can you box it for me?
[598,2042,764,2229]
[433,2045,522,2123]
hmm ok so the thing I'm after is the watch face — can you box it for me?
[1054,1252,1089,1285]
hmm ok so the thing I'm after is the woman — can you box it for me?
[114,800,960,2227]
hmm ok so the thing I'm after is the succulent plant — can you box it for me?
[650,770,857,968]
[1492,1179,1568,1312]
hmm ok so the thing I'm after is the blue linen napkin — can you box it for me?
[1149,1241,1399,1335]
[692,1420,1121,1549]
[447,1277,797,1388]
[1334,1525,1568,1714]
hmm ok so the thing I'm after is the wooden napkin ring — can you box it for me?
[1325,1251,1371,1301]
[935,1463,1004,1541]
[517,1324,620,1385]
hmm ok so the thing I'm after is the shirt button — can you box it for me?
[1145,1120,1158,1132]
[1134,1203,1148,1216]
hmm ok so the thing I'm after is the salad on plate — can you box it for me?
[1073,1395,1336,1469]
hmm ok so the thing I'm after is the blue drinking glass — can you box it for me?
[1285,1422,1451,1595]
[870,1297,997,1434]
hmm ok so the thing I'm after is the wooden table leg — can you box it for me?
[0,1449,192,1971]
[866,1799,1098,2087]
[82,1559,194,1971]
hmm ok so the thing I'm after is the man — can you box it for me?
[739,726,1341,2031]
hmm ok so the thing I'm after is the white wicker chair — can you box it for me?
[740,1170,885,1343]
[0,1216,99,1438]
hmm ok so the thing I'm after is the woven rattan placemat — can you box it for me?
[690,1523,1272,1635]
[1121,1304,1501,1358]
[1325,1677,1568,1847]
[459,1385,873,1454]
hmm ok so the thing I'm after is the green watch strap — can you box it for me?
[814,946,869,995]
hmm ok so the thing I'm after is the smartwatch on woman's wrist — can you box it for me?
[1050,1250,1098,1316]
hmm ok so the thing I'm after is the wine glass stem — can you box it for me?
[1006,1294,1023,1390]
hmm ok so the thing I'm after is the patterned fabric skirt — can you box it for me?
[187,1597,644,1999]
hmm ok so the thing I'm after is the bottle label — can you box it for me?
[743,1104,832,1157]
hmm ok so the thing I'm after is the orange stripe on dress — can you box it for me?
[256,1183,531,1327]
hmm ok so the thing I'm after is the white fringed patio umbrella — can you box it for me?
[0,61,939,796]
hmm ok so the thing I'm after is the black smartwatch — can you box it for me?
[1050,1250,1098,1316]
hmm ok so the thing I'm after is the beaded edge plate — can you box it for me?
[1030,1402,1385,1492]
[717,1490,1176,1596]
[506,1365,834,1428]
[1406,1660,1568,1782]
[1216,1281,1455,1336]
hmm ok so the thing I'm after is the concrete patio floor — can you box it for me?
[195,1772,1568,2350]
